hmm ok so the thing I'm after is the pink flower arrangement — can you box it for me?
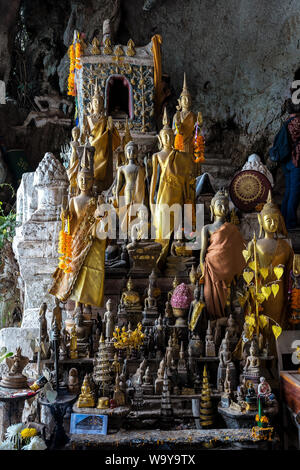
[171,283,193,309]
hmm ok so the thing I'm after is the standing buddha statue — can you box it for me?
[150,107,195,266]
[49,144,106,308]
[247,191,293,328]
[116,140,146,234]
[67,126,81,196]
[87,85,121,192]
[200,189,246,319]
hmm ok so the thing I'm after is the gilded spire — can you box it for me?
[162,106,170,129]
[180,72,191,98]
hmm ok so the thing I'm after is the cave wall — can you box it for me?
[1,0,299,175]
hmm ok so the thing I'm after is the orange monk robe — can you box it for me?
[204,222,246,319]
[177,111,197,154]
[91,118,121,188]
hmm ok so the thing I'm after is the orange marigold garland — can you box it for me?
[58,214,73,273]
[68,44,76,96]
[75,41,82,70]
[193,121,205,163]
[174,122,184,151]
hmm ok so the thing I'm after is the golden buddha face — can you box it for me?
[211,197,229,218]
[180,94,191,111]
[160,129,174,149]
[78,171,93,192]
[261,212,279,234]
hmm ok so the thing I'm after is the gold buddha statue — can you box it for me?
[150,107,196,267]
[77,374,95,408]
[86,85,120,191]
[69,325,78,359]
[120,278,142,311]
[49,145,106,309]
[172,73,198,156]
[247,191,293,328]
[200,189,246,319]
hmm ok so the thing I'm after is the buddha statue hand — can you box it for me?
[107,116,114,131]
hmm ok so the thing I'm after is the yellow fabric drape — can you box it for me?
[151,34,164,115]
[91,119,121,184]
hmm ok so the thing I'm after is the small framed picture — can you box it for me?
[70,413,108,435]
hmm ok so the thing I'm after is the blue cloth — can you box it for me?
[281,160,300,229]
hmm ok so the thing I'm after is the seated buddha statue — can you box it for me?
[77,374,95,408]
[120,278,142,311]
[166,230,196,276]
[243,341,261,382]
[49,144,106,309]
[247,191,293,329]
[200,189,246,319]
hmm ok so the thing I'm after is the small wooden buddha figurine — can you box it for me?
[165,336,174,368]
[51,297,62,333]
[142,366,154,394]
[248,191,293,329]
[217,333,237,392]
[205,321,216,357]
[177,341,188,384]
[120,278,142,311]
[188,284,207,337]
[243,341,261,387]
[77,374,95,408]
[112,353,121,375]
[113,373,125,406]
[69,325,78,359]
[74,307,89,357]
[103,299,116,341]
[68,368,80,394]
[225,314,240,352]
[168,276,179,302]
[155,357,166,394]
[0,347,29,389]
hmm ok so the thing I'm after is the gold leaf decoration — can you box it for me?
[243,271,254,285]
[272,324,282,340]
[274,266,284,280]
[256,293,265,304]
[248,261,257,272]
[242,250,250,263]
[271,284,279,297]
[261,286,272,300]
[245,315,256,327]
[259,267,269,280]
[259,314,269,329]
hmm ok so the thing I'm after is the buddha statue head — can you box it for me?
[77,144,94,194]
[258,191,288,238]
[124,140,138,162]
[71,126,80,141]
[210,189,229,221]
[90,85,104,115]
[178,73,192,112]
[158,107,174,150]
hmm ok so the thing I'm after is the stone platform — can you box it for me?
[68,428,279,451]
